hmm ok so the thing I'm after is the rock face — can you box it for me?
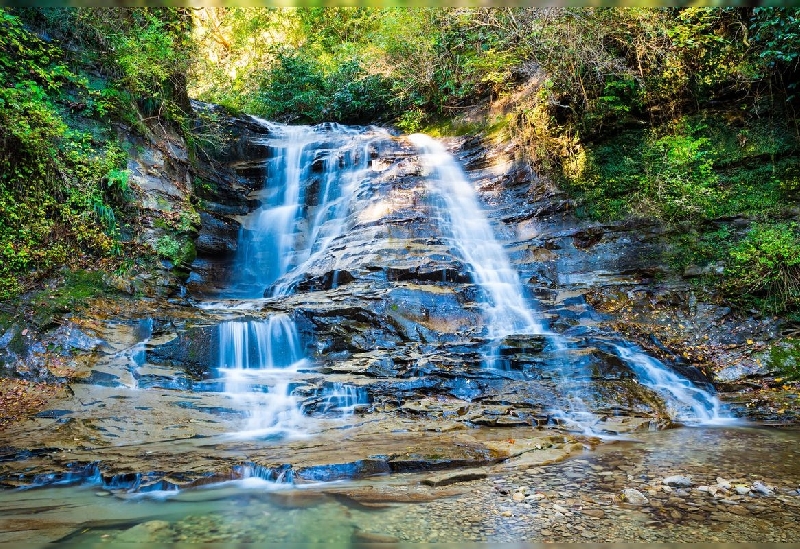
[0,116,764,493]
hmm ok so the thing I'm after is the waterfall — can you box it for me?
[319,383,368,416]
[409,133,544,339]
[230,121,390,298]
[218,315,308,439]
[409,133,726,426]
[219,124,725,436]
[613,344,724,423]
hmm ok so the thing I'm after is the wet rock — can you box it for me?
[352,531,400,544]
[620,488,649,505]
[573,227,604,249]
[421,469,487,487]
[194,212,240,256]
[716,477,732,490]
[751,481,774,496]
[663,475,693,487]
[115,520,171,543]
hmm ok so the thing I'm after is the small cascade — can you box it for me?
[409,133,543,342]
[319,383,368,416]
[128,318,153,390]
[218,315,308,438]
[234,463,295,485]
[230,121,390,298]
[613,344,725,423]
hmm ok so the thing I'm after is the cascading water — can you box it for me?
[319,383,368,416]
[215,121,394,438]
[408,133,725,426]
[230,121,390,298]
[613,344,724,423]
[409,133,543,340]
[218,315,308,439]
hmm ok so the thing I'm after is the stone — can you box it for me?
[422,469,487,487]
[751,481,774,496]
[735,485,751,496]
[582,509,605,519]
[352,531,400,544]
[716,477,732,490]
[621,488,649,506]
[663,475,693,487]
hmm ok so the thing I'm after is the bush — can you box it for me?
[726,222,800,313]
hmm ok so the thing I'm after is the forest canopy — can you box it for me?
[1,7,799,314]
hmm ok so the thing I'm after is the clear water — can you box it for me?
[3,425,798,546]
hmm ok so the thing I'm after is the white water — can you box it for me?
[222,127,725,435]
[409,133,543,339]
[231,121,390,298]
[319,383,368,416]
[613,344,726,424]
[218,316,308,439]
[409,133,726,426]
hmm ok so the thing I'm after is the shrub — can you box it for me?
[726,222,800,313]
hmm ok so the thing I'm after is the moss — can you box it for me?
[768,341,800,381]
[564,113,800,222]
[30,269,113,328]
[422,113,510,140]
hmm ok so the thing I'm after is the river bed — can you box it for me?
[2,424,798,545]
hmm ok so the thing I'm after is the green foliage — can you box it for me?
[0,7,194,299]
[668,225,733,274]
[641,124,719,221]
[566,114,799,221]
[751,8,800,79]
[725,222,800,314]
[155,234,196,267]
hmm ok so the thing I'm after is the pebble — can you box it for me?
[751,481,774,496]
[62,427,800,546]
[663,475,693,487]
[735,486,751,496]
[621,488,649,506]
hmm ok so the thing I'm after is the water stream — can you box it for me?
[3,425,799,545]
[218,316,308,439]
[230,122,390,298]
[0,122,779,546]
[410,133,543,339]
[409,133,723,426]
